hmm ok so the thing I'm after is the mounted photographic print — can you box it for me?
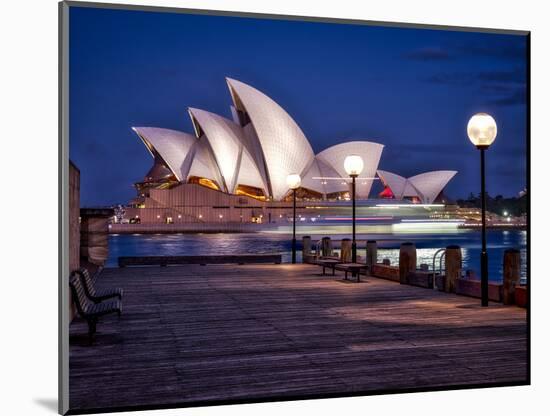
[59,1,530,414]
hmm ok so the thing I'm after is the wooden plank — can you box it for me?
[69,264,527,412]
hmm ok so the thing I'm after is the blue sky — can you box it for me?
[69,6,527,206]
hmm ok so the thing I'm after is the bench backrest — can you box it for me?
[69,272,92,317]
[77,267,97,298]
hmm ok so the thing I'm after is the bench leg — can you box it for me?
[332,267,335,276]
[322,266,326,276]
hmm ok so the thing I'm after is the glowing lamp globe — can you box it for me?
[286,173,301,190]
[344,155,364,177]
[467,113,497,149]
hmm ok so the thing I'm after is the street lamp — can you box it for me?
[344,155,364,263]
[287,173,301,264]
[467,113,497,307]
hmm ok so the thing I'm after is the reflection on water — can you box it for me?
[107,229,527,282]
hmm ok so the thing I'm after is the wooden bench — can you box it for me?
[69,273,122,343]
[317,259,340,276]
[77,267,123,303]
[335,263,368,282]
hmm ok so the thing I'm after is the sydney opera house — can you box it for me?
[123,78,457,225]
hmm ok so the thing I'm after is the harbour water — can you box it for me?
[107,228,527,282]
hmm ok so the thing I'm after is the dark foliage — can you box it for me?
[456,192,527,216]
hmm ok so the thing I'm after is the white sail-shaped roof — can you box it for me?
[188,108,246,193]
[300,160,325,195]
[132,127,196,181]
[186,137,224,188]
[377,170,408,199]
[318,158,350,195]
[226,78,315,200]
[240,123,271,194]
[317,141,384,199]
[301,157,350,196]
[408,170,457,203]
[235,149,268,192]
[376,169,456,203]
[402,181,420,198]
[133,79,457,204]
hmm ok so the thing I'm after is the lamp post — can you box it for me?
[287,173,301,264]
[344,155,364,263]
[467,113,497,307]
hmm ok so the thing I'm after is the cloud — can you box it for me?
[488,88,526,106]
[425,72,473,85]
[425,68,525,86]
[478,69,525,83]
[403,47,452,61]
[479,83,518,93]
[456,42,526,62]
[402,38,526,64]
[423,67,527,107]
[400,40,527,109]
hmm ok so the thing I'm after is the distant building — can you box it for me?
[125,78,457,224]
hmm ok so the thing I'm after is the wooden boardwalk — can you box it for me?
[69,264,528,413]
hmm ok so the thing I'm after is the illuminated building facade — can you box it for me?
[124,78,457,225]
